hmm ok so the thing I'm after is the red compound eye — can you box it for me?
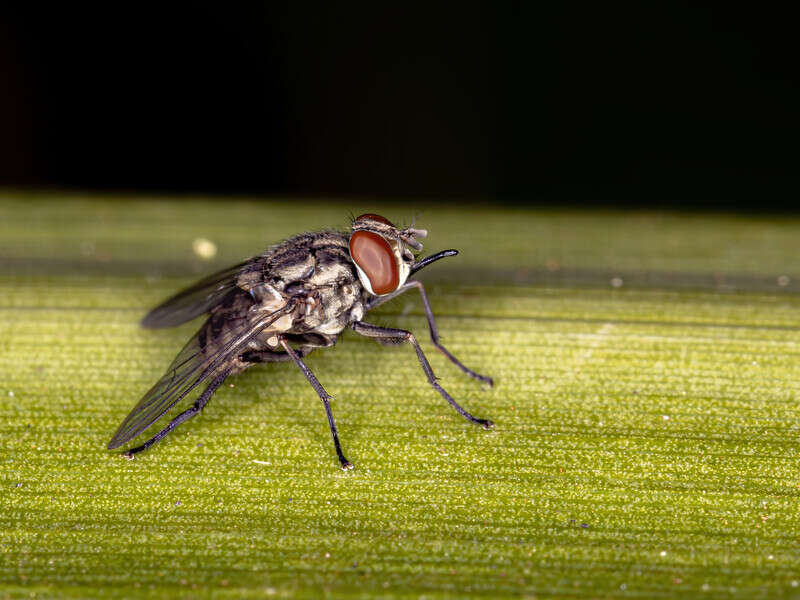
[354,213,395,227]
[349,230,399,295]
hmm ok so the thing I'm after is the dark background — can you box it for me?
[1,3,797,207]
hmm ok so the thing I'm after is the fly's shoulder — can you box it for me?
[222,230,359,323]
[265,229,349,261]
[309,231,357,289]
[238,230,354,292]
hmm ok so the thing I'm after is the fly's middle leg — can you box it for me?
[279,338,353,471]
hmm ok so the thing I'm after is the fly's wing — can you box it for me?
[107,305,292,450]
[141,261,250,329]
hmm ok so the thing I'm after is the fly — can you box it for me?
[107,214,494,470]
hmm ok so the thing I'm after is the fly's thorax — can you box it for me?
[298,280,366,336]
[253,278,365,343]
[247,229,351,291]
[225,228,369,347]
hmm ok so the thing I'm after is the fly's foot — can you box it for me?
[340,460,354,471]
[467,368,494,387]
[433,344,494,387]
[122,451,135,460]
[477,419,494,430]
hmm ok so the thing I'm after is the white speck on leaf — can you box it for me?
[192,237,217,260]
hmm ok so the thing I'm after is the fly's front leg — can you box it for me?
[405,280,493,386]
[352,321,494,429]
[367,281,494,386]
[279,338,353,471]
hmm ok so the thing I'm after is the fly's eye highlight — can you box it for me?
[354,213,395,227]
[349,230,399,295]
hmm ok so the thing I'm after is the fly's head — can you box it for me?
[348,214,428,296]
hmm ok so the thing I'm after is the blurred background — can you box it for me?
[1,3,797,208]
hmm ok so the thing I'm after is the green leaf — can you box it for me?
[2,193,800,598]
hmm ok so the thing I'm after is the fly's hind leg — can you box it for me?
[352,320,494,429]
[123,366,233,458]
[278,338,353,471]
[241,349,308,363]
